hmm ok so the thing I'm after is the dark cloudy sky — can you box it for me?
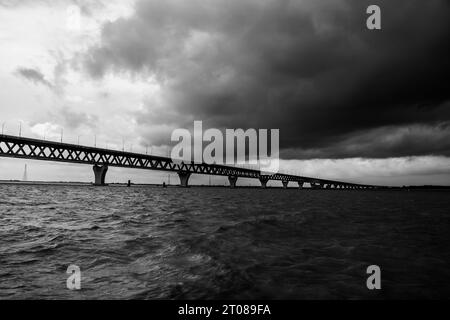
[0,0,449,186]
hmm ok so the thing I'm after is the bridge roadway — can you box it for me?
[0,134,380,189]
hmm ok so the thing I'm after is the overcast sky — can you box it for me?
[0,0,449,186]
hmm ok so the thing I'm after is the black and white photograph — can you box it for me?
[0,0,449,312]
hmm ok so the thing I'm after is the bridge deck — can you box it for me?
[0,134,376,188]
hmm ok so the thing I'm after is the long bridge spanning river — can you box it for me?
[0,134,381,189]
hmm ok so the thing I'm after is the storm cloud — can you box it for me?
[80,0,450,158]
[58,107,99,130]
[15,67,53,89]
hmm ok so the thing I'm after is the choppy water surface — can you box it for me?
[0,184,449,299]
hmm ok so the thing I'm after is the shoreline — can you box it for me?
[0,180,449,190]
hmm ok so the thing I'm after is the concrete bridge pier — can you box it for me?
[259,176,269,188]
[178,171,191,187]
[298,181,304,189]
[93,164,108,186]
[282,180,289,189]
[228,175,238,188]
[311,182,323,189]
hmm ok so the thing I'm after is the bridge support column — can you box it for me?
[298,181,304,189]
[178,171,191,187]
[228,175,238,188]
[282,180,289,189]
[311,182,323,189]
[259,176,269,188]
[93,164,108,186]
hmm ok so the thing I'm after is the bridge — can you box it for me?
[0,134,380,189]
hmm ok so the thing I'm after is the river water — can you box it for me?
[0,184,449,299]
